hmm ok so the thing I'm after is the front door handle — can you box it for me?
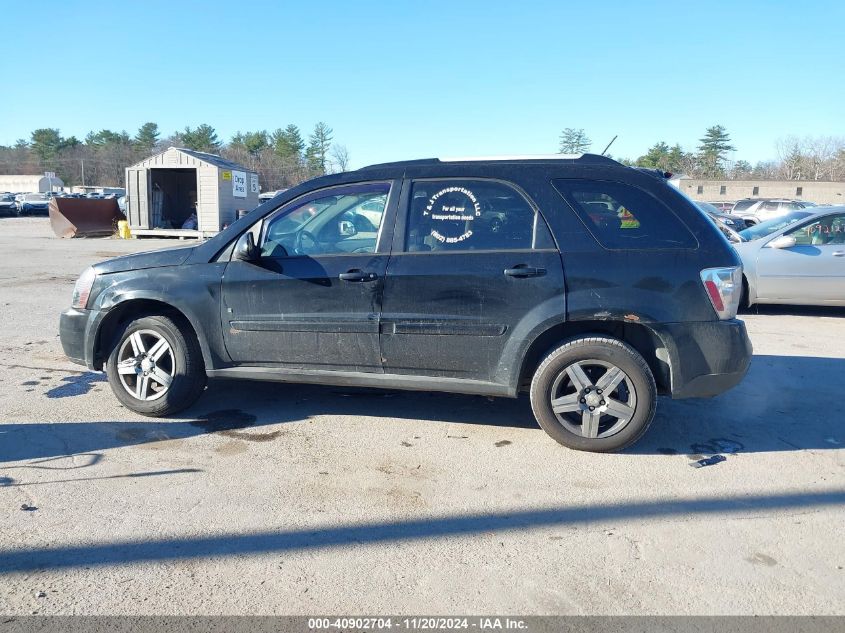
[833,251,845,257]
[504,266,546,278]
[339,269,378,282]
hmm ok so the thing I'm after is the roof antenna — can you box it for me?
[601,135,618,156]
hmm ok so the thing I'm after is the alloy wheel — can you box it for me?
[116,330,175,401]
[549,359,638,439]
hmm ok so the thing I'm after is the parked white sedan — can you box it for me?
[734,207,845,307]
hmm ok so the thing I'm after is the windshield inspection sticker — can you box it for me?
[424,186,481,244]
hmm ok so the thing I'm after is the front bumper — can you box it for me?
[60,307,102,369]
[654,319,752,399]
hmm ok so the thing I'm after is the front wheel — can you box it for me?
[106,314,206,416]
[530,336,657,452]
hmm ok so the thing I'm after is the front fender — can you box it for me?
[91,263,229,369]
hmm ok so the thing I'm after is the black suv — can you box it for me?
[60,155,752,452]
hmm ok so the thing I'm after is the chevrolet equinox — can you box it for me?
[60,155,752,452]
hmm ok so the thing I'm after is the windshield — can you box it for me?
[696,202,720,214]
[732,200,757,211]
[737,210,812,241]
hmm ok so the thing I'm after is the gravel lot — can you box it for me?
[0,217,843,615]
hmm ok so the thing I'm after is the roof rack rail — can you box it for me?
[359,153,620,170]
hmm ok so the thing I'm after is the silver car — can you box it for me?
[733,207,845,307]
[731,198,807,227]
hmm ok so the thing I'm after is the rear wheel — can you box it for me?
[530,336,657,452]
[106,314,206,416]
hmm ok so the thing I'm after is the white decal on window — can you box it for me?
[424,186,482,243]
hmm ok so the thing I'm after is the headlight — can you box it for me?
[71,267,97,309]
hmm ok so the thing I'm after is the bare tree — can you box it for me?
[829,146,845,181]
[752,161,779,179]
[776,136,805,180]
[330,144,350,172]
[803,136,840,181]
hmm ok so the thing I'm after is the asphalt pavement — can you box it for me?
[0,217,843,615]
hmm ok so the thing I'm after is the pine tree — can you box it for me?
[697,125,735,178]
[732,160,753,178]
[134,122,160,153]
[558,128,591,154]
[272,124,305,161]
[86,130,131,147]
[30,128,64,162]
[179,124,221,153]
[636,142,671,168]
[306,122,333,172]
[243,130,269,156]
[636,142,688,173]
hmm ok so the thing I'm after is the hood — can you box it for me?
[93,245,197,275]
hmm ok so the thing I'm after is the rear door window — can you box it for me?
[553,180,697,250]
[405,179,553,252]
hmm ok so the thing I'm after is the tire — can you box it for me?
[738,275,752,312]
[105,314,206,416]
[529,336,657,452]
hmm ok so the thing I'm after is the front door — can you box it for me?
[380,178,565,383]
[221,181,398,370]
[756,212,845,303]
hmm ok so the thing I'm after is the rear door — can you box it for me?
[756,212,845,303]
[220,181,399,370]
[380,178,564,383]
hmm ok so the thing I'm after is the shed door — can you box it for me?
[127,169,150,229]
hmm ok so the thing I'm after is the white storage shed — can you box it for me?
[125,147,260,238]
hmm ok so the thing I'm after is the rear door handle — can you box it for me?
[339,270,378,282]
[504,266,546,278]
[833,251,845,257]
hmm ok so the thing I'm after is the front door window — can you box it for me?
[261,183,389,257]
[785,214,845,245]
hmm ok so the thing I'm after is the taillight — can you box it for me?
[700,267,742,320]
[71,267,97,309]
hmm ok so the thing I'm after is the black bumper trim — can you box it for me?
[653,319,752,399]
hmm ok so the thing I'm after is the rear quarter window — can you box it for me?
[552,179,697,250]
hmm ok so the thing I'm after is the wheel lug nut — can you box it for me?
[580,398,585,403]
[600,400,606,405]
[589,406,595,411]
[597,389,602,394]
[585,388,590,393]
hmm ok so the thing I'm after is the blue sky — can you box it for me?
[2,0,843,167]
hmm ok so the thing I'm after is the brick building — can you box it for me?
[673,177,845,205]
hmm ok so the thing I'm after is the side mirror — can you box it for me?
[233,232,259,262]
[767,235,797,249]
[338,219,357,237]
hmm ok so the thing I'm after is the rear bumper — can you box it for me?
[654,319,752,399]
[60,307,102,369]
